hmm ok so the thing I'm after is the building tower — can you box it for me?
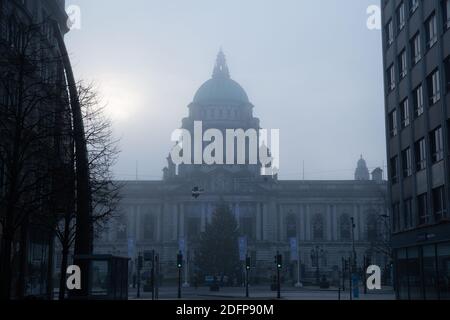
[355,155,370,181]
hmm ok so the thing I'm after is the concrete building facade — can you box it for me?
[381,0,450,300]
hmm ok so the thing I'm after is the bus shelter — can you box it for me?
[75,255,130,300]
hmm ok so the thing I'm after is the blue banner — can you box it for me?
[289,238,298,261]
[238,237,247,261]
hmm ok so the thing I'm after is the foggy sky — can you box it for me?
[65,0,386,181]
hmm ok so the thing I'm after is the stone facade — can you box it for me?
[95,52,389,285]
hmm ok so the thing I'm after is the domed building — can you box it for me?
[176,50,262,178]
[93,52,389,286]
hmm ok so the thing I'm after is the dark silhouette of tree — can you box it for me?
[0,14,115,299]
[0,18,72,299]
[50,83,121,300]
[53,21,94,298]
[195,202,241,284]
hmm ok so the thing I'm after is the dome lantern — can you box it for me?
[193,50,249,104]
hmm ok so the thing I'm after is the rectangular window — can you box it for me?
[387,64,396,91]
[443,0,450,31]
[397,2,406,31]
[413,84,424,117]
[415,138,427,171]
[399,49,408,79]
[389,109,398,137]
[411,32,422,65]
[432,186,447,220]
[393,203,401,232]
[430,126,444,163]
[410,0,419,14]
[404,198,413,229]
[400,98,410,128]
[445,56,450,93]
[402,147,413,177]
[390,156,399,184]
[386,20,394,46]
[427,69,441,105]
[418,193,429,225]
[426,13,438,49]
[0,156,4,196]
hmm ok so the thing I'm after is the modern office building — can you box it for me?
[0,0,70,298]
[381,0,450,299]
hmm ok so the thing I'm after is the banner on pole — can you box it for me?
[179,238,186,256]
[238,237,247,261]
[127,238,135,258]
[290,237,299,261]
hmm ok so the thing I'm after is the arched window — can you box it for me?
[312,214,324,240]
[340,214,351,240]
[286,214,297,238]
[367,214,378,241]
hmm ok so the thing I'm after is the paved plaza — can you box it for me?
[129,285,396,301]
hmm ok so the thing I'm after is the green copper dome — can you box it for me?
[193,50,249,104]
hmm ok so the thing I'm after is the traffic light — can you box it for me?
[246,256,251,270]
[276,253,282,269]
[177,252,183,269]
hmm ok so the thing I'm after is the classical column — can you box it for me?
[262,202,270,241]
[299,204,305,241]
[207,203,213,224]
[135,205,141,242]
[130,205,137,240]
[179,203,185,239]
[305,205,311,241]
[332,205,338,241]
[273,203,279,242]
[157,204,163,242]
[235,203,241,228]
[201,203,206,232]
[277,205,281,242]
[353,204,359,241]
[358,204,364,241]
[327,204,332,241]
[172,204,178,241]
[256,203,262,241]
